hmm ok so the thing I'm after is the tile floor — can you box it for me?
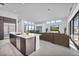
[30,40,79,56]
[0,39,23,56]
[0,39,79,56]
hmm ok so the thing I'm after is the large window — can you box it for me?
[74,14,79,45]
[46,20,62,32]
[70,11,79,46]
[46,20,62,25]
[24,21,35,32]
[70,19,74,40]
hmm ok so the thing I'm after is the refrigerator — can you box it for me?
[4,23,15,39]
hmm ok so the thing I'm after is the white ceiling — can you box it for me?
[0,3,75,23]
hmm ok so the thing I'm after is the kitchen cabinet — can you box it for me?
[0,16,16,40]
[10,33,38,56]
[0,16,4,40]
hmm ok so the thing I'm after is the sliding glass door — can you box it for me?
[70,19,74,40]
[74,15,79,45]
[70,11,79,46]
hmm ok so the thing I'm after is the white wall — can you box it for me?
[59,19,67,33]
[18,19,24,33]
[0,10,19,32]
[67,4,79,35]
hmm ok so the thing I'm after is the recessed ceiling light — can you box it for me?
[48,8,51,11]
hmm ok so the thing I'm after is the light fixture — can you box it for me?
[48,8,51,11]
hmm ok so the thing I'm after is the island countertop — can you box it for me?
[10,32,41,55]
[10,32,41,39]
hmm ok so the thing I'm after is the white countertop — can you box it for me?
[10,32,41,51]
[10,32,41,39]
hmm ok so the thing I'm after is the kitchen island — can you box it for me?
[9,32,41,56]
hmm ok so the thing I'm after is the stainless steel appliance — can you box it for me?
[4,23,15,39]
